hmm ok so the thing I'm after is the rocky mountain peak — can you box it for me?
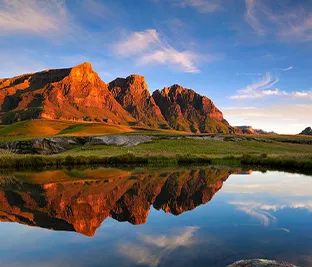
[108,75,168,128]
[0,63,134,124]
[152,84,232,133]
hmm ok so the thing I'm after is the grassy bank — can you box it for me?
[0,153,213,168]
[0,130,311,173]
[0,153,311,174]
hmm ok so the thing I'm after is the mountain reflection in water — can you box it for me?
[0,167,240,237]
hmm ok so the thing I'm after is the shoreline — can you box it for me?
[0,153,311,174]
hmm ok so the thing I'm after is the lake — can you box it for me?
[0,167,311,267]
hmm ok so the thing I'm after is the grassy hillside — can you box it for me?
[0,119,193,140]
[0,119,133,140]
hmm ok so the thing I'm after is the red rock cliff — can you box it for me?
[108,75,168,128]
[0,62,135,124]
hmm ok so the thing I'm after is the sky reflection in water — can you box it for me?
[0,168,312,267]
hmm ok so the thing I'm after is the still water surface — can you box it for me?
[0,167,311,267]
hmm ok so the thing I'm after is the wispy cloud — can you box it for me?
[244,0,265,35]
[244,0,312,42]
[173,0,221,13]
[230,72,287,99]
[0,0,68,35]
[230,200,312,226]
[282,66,294,72]
[235,204,277,227]
[114,29,205,73]
[114,29,161,56]
[236,72,263,76]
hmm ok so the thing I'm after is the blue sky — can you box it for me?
[0,0,311,133]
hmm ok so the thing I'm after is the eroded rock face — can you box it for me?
[152,84,235,133]
[0,138,81,154]
[0,167,231,236]
[227,259,297,267]
[0,135,154,154]
[0,62,135,124]
[87,135,154,147]
[108,75,168,128]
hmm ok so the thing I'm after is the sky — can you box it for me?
[0,0,311,134]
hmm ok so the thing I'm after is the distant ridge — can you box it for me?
[0,62,237,134]
[236,126,277,135]
[300,127,312,136]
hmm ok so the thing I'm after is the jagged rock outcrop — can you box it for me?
[152,84,236,133]
[108,75,168,128]
[300,127,312,136]
[0,62,135,124]
[0,135,154,154]
[237,126,277,135]
[0,167,233,236]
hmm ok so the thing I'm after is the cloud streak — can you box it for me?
[244,0,312,42]
[0,0,68,35]
[114,29,204,73]
[282,66,294,72]
[230,200,312,227]
[173,0,221,13]
[244,0,265,35]
[230,72,287,99]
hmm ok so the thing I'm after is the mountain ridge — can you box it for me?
[1,62,236,134]
[0,62,135,125]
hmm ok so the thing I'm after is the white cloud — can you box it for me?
[293,90,312,100]
[173,0,221,13]
[230,72,287,99]
[138,48,200,73]
[140,226,198,249]
[0,0,68,35]
[114,29,204,73]
[282,66,294,72]
[119,227,198,267]
[222,104,312,134]
[114,29,161,56]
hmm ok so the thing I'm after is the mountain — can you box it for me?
[300,127,312,135]
[0,62,135,125]
[152,84,236,133]
[0,168,232,236]
[0,62,240,134]
[108,75,168,128]
[236,126,277,135]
